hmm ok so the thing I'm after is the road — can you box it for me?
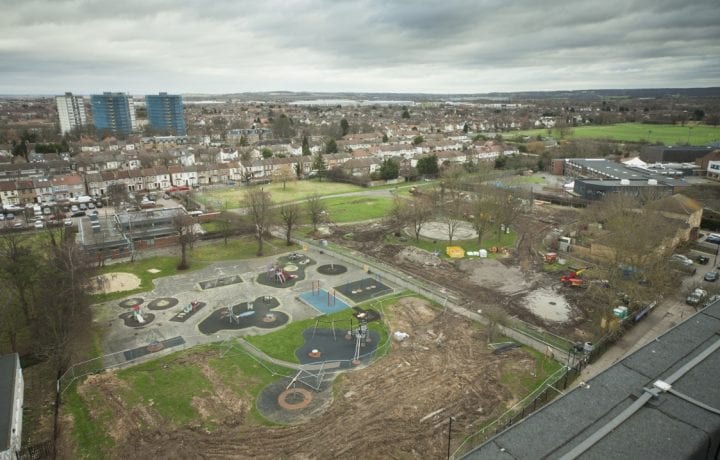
[577,255,717,383]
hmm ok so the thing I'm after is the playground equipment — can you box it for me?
[226,304,256,325]
[561,268,587,287]
[131,304,145,324]
[183,300,201,315]
[311,281,338,307]
[347,312,371,366]
[267,263,298,284]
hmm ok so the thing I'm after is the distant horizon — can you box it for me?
[2,86,720,99]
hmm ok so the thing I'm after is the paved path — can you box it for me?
[576,297,696,384]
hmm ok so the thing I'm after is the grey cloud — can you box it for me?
[0,0,718,94]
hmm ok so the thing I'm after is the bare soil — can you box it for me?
[61,298,539,458]
[89,272,142,294]
[328,205,600,340]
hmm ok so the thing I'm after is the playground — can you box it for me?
[65,296,557,459]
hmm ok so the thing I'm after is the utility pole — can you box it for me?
[447,416,456,460]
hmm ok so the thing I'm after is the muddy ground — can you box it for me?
[328,205,602,341]
[61,298,541,459]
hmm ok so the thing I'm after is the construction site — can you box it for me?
[59,195,698,458]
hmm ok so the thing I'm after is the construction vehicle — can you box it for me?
[560,268,588,287]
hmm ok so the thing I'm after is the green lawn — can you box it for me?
[499,346,563,397]
[510,122,720,146]
[385,229,517,259]
[322,196,394,223]
[64,343,291,458]
[245,293,406,363]
[197,179,364,208]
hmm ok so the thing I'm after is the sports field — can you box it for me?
[510,123,720,146]
[196,180,364,208]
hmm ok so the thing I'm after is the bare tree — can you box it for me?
[217,210,242,245]
[306,193,326,232]
[0,233,37,320]
[107,182,131,211]
[388,195,434,241]
[469,186,499,245]
[582,194,680,310]
[246,189,274,256]
[173,212,198,270]
[278,203,301,245]
[274,166,296,191]
[34,234,96,371]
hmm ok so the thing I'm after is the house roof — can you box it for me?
[0,353,19,452]
[464,299,720,459]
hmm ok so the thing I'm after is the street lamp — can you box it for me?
[447,416,456,460]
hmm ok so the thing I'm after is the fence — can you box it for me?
[451,365,581,459]
[299,237,572,357]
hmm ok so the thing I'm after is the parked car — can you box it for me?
[95,201,103,208]
[697,255,710,265]
[64,219,73,227]
[33,220,43,229]
[70,204,79,213]
[0,214,4,221]
[6,213,14,220]
[706,234,720,244]
[704,271,719,282]
[687,288,708,306]
[71,211,86,217]
[79,203,87,211]
[87,202,95,209]
[671,254,693,266]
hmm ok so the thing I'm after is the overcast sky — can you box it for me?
[1,0,719,95]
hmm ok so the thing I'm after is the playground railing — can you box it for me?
[57,334,225,395]
[451,365,573,459]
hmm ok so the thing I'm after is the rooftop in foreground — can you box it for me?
[464,299,720,459]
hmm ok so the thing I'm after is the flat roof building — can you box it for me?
[464,299,720,459]
[0,353,23,460]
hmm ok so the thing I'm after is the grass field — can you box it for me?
[510,122,720,146]
[197,180,364,208]
[64,343,289,458]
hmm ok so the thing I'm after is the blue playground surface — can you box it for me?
[298,289,351,314]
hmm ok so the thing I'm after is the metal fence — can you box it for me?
[451,365,580,459]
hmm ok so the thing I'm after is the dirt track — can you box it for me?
[63,298,538,459]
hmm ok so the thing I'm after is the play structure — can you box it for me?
[298,281,351,315]
[256,254,315,288]
[170,300,206,322]
[197,296,288,334]
[118,303,156,327]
